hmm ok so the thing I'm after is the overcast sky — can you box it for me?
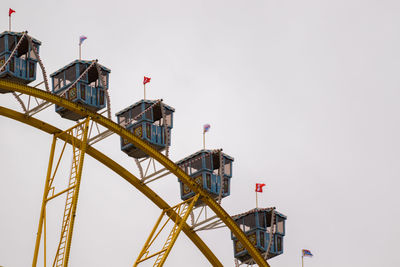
[1,0,400,266]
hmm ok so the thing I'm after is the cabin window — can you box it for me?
[99,90,105,105]
[97,71,105,87]
[212,153,220,175]
[64,66,76,85]
[276,236,282,252]
[206,173,211,190]
[271,224,277,234]
[189,158,202,174]
[260,231,265,248]
[79,63,88,81]
[87,66,99,86]
[53,77,59,90]
[29,45,38,60]
[118,111,129,127]
[241,215,250,232]
[16,36,29,58]
[243,214,256,232]
[20,60,27,76]
[153,104,162,123]
[276,219,284,234]
[19,53,27,60]
[80,84,86,100]
[144,103,152,120]
[165,113,172,126]
[204,153,212,170]
[258,213,266,228]
[223,177,229,194]
[88,87,93,104]
[101,69,108,87]
[53,72,64,90]
[28,62,35,78]
[90,78,98,88]
[7,36,15,51]
[224,160,231,176]
[267,225,273,235]
[9,57,14,72]
[178,163,189,175]
[0,36,5,53]
[151,105,173,126]
[131,105,142,122]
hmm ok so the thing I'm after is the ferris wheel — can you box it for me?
[0,29,286,267]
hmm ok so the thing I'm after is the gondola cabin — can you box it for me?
[231,208,287,263]
[116,100,174,158]
[50,60,110,121]
[176,149,234,204]
[0,31,41,93]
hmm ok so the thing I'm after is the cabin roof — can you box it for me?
[232,207,287,220]
[175,149,234,165]
[0,31,41,45]
[50,59,111,77]
[115,99,175,116]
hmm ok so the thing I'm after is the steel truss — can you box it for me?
[32,118,90,267]
[189,204,226,232]
[134,194,200,266]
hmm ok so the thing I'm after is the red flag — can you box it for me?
[255,183,266,193]
[143,76,151,85]
[9,8,15,17]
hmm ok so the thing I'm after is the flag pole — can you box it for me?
[256,191,258,208]
[302,255,304,267]
[144,83,146,100]
[9,16,11,31]
[79,43,81,60]
[203,131,205,149]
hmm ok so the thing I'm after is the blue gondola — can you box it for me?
[50,60,110,121]
[231,208,287,263]
[116,99,175,158]
[176,149,234,203]
[0,31,41,93]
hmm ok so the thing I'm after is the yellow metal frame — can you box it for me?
[0,106,222,267]
[0,79,270,267]
[32,118,90,267]
[134,194,200,266]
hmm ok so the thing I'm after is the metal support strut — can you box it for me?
[134,194,200,267]
[32,118,90,267]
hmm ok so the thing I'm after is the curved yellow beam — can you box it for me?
[0,106,222,267]
[0,80,269,267]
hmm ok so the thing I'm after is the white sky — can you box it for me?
[1,0,400,266]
